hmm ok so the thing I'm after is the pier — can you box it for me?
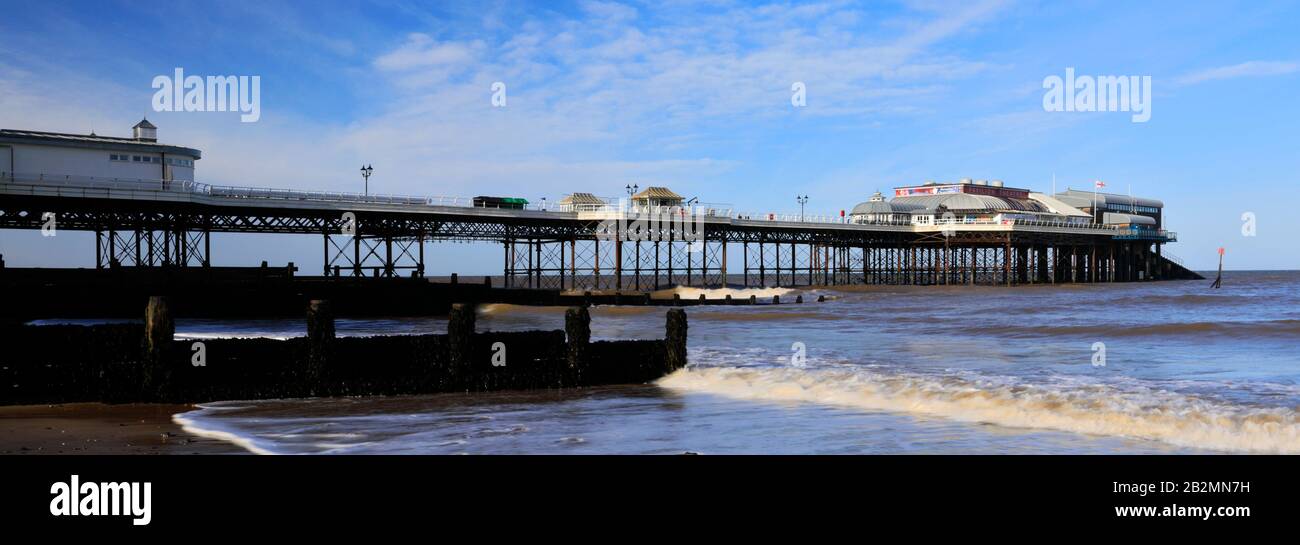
[0,174,1200,299]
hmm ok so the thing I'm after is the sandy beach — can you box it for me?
[0,403,244,455]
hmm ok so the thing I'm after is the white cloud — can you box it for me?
[0,1,1012,203]
[373,33,478,71]
[366,1,1007,127]
[1175,60,1299,85]
[581,0,639,23]
[258,0,1010,200]
[892,0,1009,52]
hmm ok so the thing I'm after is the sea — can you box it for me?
[157,271,1299,454]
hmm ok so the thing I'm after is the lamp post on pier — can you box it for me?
[361,164,374,196]
[625,183,638,212]
[797,195,809,222]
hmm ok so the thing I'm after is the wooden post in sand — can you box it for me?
[565,306,591,371]
[145,296,174,355]
[448,303,476,372]
[144,296,174,396]
[306,299,335,392]
[665,309,688,371]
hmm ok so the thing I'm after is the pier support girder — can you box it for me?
[95,229,209,268]
[503,237,728,291]
[324,233,424,278]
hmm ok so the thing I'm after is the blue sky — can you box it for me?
[2,0,1298,271]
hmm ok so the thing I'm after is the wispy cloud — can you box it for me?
[298,0,1015,196]
[1,0,1014,200]
[1175,60,1299,85]
[373,34,479,71]
[364,0,1011,135]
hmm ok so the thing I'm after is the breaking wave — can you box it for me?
[1110,293,1260,306]
[176,332,295,341]
[476,303,565,317]
[960,319,1300,340]
[174,404,281,455]
[650,286,794,300]
[688,310,841,322]
[658,366,1300,453]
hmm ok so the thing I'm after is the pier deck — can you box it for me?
[1,174,1201,290]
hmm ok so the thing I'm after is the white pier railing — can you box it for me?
[0,172,1147,236]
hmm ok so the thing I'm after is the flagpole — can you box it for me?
[1093,180,1098,224]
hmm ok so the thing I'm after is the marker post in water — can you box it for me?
[1211,247,1224,289]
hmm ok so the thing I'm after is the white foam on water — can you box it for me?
[174,410,381,455]
[176,332,295,341]
[477,303,563,316]
[658,366,1300,453]
[173,409,284,455]
[651,285,795,300]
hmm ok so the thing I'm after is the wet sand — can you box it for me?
[0,403,245,455]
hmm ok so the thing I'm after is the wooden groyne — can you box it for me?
[0,267,809,323]
[0,298,688,405]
